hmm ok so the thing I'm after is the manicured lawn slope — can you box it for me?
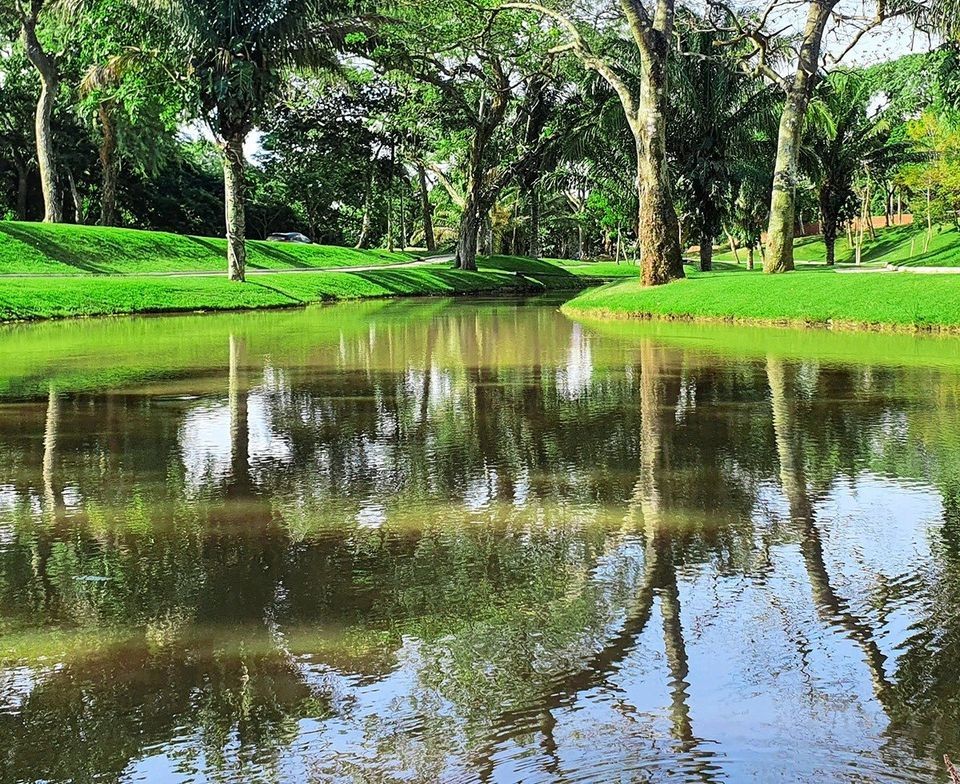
[713,225,960,268]
[0,221,631,321]
[0,221,416,275]
[0,258,612,321]
[563,265,960,330]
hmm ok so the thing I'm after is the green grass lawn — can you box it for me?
[0,221,417,275]
[563,263,960,331]
[0,255,613,321]
[0,221,632,321]
[713,224,960,268]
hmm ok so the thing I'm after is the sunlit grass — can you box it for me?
[713,224,960,268]
[563,265,960,331]
[0,221,417,275]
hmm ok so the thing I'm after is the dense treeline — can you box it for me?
[0,0,958,281]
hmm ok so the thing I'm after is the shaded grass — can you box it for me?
[0,259,603,322]
[0,221,416,275]
[562,266,960,331]
[713,225,960,268]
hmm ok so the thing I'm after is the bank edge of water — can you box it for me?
[561,304,960,335]
[0,266,605,323]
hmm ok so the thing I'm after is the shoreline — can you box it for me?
[0,269,607,325]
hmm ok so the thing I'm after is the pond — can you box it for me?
[1,296,959,783]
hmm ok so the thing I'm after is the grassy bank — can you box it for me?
[713,224,960,268]
[0,221,639,321]
[0,221,417,274]
[0,258,633,322]
[562,264,960,331]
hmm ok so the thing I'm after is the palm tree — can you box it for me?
[160,0,368,280]
[668,20,780,271]
[801,72,912,265]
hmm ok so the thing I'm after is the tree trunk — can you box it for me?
[399,179,407,250]
[823,223,836,265]
[98,103,118,226]
[356,167,374,249]
[747,244,755,270]
[699,230,713,272]
[418,164,436,252]
[481,210,493,256]
[764,0,832,273]
[529,184,540,258]
[222,134,247,282]
[22,14,62,224]
[820,191,837,265]
[455,153,485,270]
[455,193,480,272]
[634,41,684,287]
[725,230,741,264]
[66,166,83,223]
[13,158,30,220]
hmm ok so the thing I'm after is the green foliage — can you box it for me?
[900,110,960,228]
[668,19,779,251]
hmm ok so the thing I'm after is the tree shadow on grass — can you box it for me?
[899,236,960,267]
[247,242,315,270]
[0,224,110,274]
[858,230,922,264]
[478,256,580,278]
[350,267,562,297]
[245,279,305,304]
[182,235,229,265]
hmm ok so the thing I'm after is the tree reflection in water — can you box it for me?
[0,300,958,782]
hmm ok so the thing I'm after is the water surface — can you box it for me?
[1,297,959,783]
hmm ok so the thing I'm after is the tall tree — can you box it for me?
[13,0,62,222]
[76,0,182,226]
[381,0,557,271]
[710,0,899,272]
[160,0,368,280]
[669,18,777,271]
[801,71,911,265]
[505,0,686,285]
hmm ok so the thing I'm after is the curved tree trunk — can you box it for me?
[222,135,247,282]
[98,103,118,226]
[22,14,62,224]
[764,0,833,273]
[455,191,479,271]
[634,40,684,287]
[418,164,436,252]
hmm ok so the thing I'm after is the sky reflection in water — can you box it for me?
[0,297,958,783]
